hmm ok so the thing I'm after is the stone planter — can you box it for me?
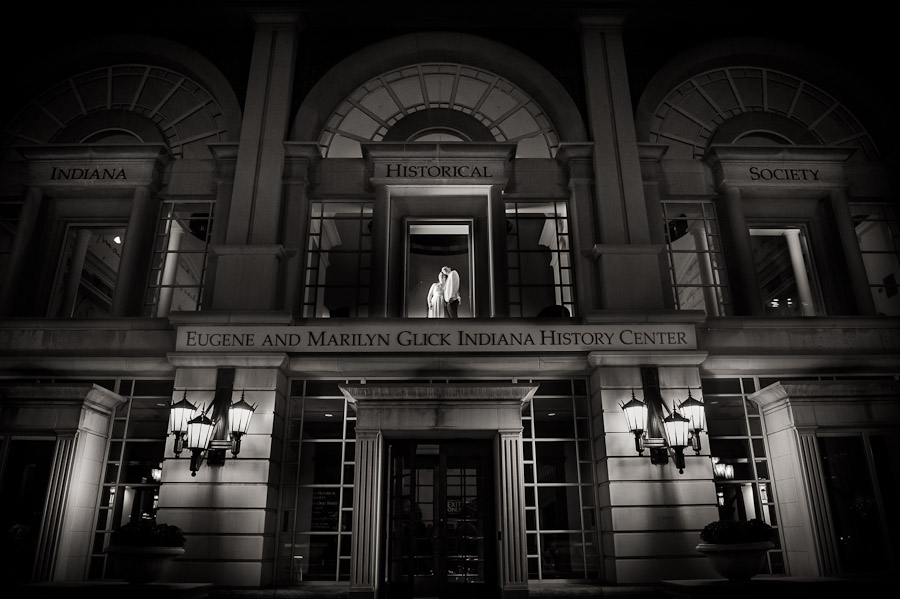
[104,546,185,584]
[695,541,774,581]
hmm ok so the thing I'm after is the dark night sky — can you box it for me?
[0,1,895,158]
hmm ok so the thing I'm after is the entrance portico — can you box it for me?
[340,383,538,599]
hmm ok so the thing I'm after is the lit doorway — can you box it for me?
[404,220,474,318]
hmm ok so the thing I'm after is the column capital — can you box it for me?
[578,14,627,31]
[498,428,523,438]
[251,11,303,28]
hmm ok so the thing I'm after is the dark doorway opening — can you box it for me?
[385,440,496,598]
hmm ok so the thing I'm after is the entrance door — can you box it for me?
[386,440,495,598]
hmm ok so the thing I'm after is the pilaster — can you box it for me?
[349,430,383,599]
[159,352,289,587]
[498,429,528,598]
[590,364,717,584]
[0,186,42,315]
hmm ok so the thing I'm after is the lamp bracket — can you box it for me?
[649,447,668,465]
[207,448,227,466]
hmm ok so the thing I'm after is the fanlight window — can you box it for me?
[319,63,560,159]
[649,67,877,160]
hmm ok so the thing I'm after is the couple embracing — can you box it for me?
[426,266,460,318]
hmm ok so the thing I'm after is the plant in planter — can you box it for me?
[696,519,775,582]
[104,521,186,584]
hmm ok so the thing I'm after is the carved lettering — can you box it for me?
[748,166,820,182]
[49,166,127,181]
[384,163,492,178]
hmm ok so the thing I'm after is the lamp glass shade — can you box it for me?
[229,397,256,436]
[186,410,216,451]
[619,396,648,434]
[170,392,198,434]
[678,392,706,432]
[663,408,691,448]
[713,461,728,479]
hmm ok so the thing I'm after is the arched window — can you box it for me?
[318,63,560,159]
[648,66,877,160]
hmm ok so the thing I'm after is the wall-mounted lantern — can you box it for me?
[619,387,706,475]
[170,389,258,476]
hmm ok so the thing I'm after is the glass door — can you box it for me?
[386,440,494,598]
[0,437,56,584]
[819,432,900,574]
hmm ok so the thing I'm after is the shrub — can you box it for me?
[700,519,775,544]
[109,521,186,548]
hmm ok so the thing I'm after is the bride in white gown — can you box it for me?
[426,271,447,318]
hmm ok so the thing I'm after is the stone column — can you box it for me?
[829,188,876,314]
[589,360,717,584]
[0,186,43,315]
[32,435,77,581]
[720,186,764,315]
[750,383,835,576]
[0,384,124,581]
[226,13,300,246]
[557,144,596,314]
[489,185,506,317]
[212,12,300,312]
[580,16,664,310]
[795,428,839,575]
[60,228,92,317]
[783,229,816,316]
[156,217,186,317]
[370,185,390,317]
[350,430,384,599]
[691,228,720,317]
[498,429,528,598]
[111,185,153,316]
[579,16,649,246]
[159,354,288,587]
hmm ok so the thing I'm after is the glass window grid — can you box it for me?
[702,376,783,574]
[699,373,900,575]
[519,379,597,580]
[661,200,730,316]
[278,380,358,584]
[302,201,373,318]
[0,376,165,580]
[850,202,900,316]
[748,224,824,317]
[47,222,128,319]
[143,201,215,316]
[88,377,172,580]
[505,201,576,318]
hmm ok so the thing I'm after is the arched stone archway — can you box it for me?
[634,37,883,161]
[1,35,242,161]
[291,32,587,150]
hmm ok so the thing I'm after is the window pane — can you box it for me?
[539,533,586,579]
[662,202,729,316]
[851,203,900,315]
[49,224,127,318]
[302,201,373,318]
[506,201,575,317]
[144,202,214,317]
[749,227,821,317]
[818,436,887,572]
[537,487,582,531]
